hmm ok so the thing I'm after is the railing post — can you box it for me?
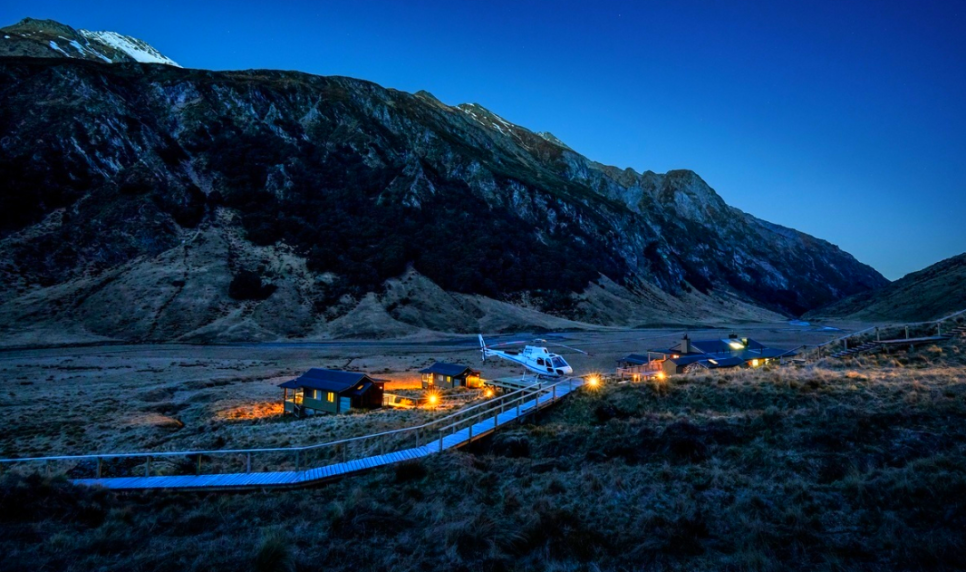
[905,326,910,339]
[876,327,880,341]
[246,453,251,473]
[97,457,102,478]
[553,385,557,400]
[145,457,151,477]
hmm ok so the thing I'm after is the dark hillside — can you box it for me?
[0,52,886,341]
[809,252,966,321]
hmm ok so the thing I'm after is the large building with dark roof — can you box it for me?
[620,333,797,377]
[279,369,386,417]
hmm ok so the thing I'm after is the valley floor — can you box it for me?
[2,323,965,571]
[0,323,850,458]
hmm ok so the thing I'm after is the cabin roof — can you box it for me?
[418,362,478,376]
[278,368,385,393]
[652,337,771,355]
[618,354,651,365]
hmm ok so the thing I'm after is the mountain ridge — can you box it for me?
[0,20,888,343]
[0,17,180,67]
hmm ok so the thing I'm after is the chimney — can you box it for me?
[677,334,693,355]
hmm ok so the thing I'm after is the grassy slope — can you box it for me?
[809,252,966,322]
[3,346,966,571]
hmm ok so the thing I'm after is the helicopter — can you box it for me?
[478,334,582,377]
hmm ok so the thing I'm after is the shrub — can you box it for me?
[228,270,277,301]
[252,530,295,572]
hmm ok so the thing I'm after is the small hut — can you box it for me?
[419,362,483,390]
[279,369,386,417]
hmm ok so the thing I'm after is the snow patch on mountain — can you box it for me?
[47,40,69,57]
[80,30,180,67]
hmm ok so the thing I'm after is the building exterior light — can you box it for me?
[751,359,760,367]
[587,375,601,388]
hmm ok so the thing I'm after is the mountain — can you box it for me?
[0,19,887,344]
[0,18,179,67]
[807,252,966,322]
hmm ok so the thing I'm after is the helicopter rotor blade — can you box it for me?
[486,340,530,349]
[542,341,589,355]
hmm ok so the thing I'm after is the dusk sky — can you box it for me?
[3,0,964,280]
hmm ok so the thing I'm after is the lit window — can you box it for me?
[327,392,335,402]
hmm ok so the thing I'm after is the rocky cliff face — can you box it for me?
[0,20,887,343]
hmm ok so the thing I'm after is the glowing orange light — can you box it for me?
[484,388,494,398]
[672,354,680,359]
[656,372,666,380]
[587,375,601,388]
[751,359,760,367]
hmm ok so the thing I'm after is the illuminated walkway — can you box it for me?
[63,378,583,491]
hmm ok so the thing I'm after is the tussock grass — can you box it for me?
[3,344,966,570]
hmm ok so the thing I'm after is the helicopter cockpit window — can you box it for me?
[551,356,567,368]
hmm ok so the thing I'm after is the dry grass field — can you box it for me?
[0,323,845,459]
[2,323,965,571]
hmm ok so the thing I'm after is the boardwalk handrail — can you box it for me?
[807,307,966,357]
[0,376,579,478]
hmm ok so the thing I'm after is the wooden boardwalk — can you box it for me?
[69,379,580,491]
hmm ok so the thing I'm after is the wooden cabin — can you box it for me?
[279,369,386,417]
[419,362,483,390]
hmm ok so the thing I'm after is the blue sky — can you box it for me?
[3,0,964,280]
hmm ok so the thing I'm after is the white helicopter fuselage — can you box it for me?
[479,335,574,377]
